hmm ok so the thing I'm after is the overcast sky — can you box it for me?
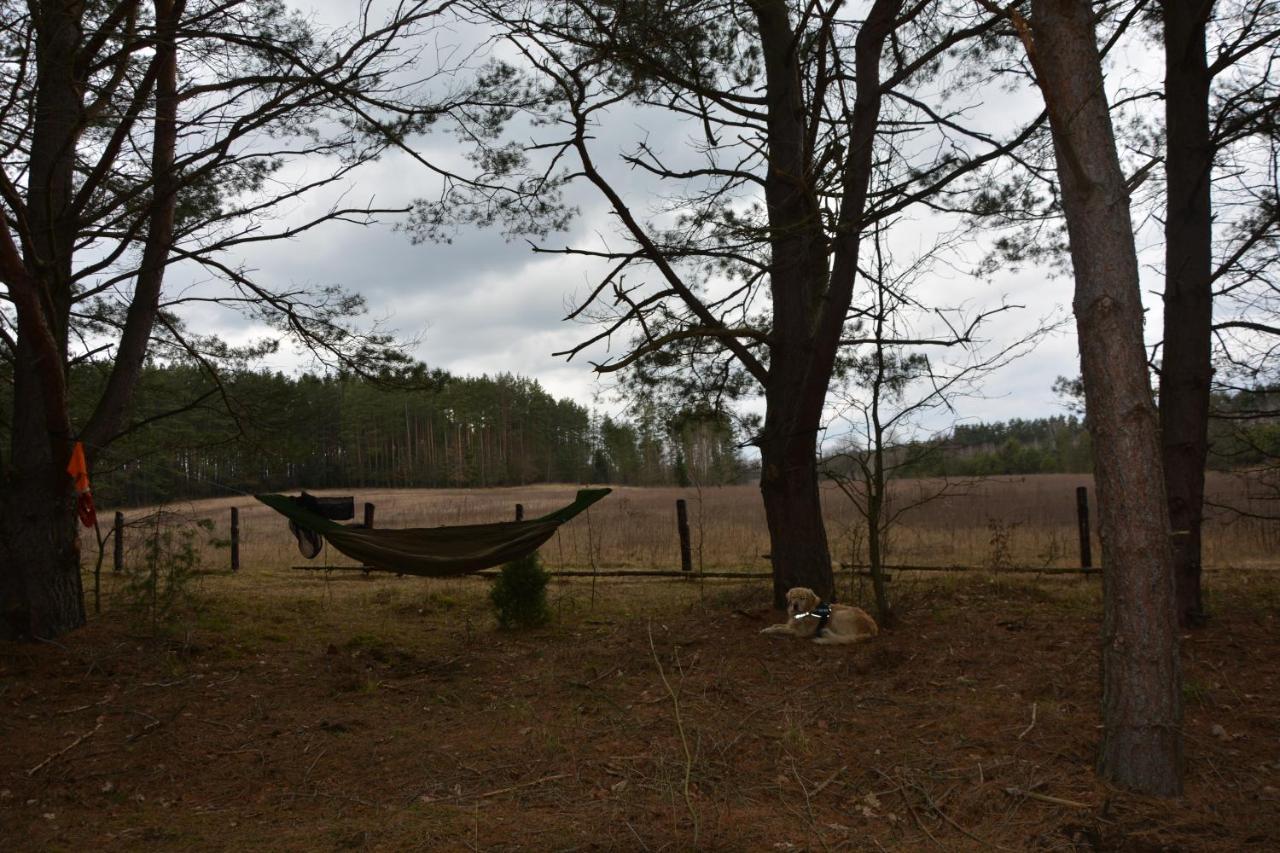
[185,1,1171,439]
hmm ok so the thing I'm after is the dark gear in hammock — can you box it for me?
[288,492,355,558]
[289,520,324,559]
[258,489,611,577]
[295,491,356,521]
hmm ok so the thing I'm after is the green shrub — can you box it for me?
[490,552,551,629]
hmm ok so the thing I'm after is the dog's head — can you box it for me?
[785,587,821,619]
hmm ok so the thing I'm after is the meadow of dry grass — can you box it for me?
[97,473,1280,578]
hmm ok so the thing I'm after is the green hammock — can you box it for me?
[256,489,611,577]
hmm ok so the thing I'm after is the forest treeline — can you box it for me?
[896,416,1095,476]
[7,364,1273,506]
[2,364,747,506]
[884,389,1280,478]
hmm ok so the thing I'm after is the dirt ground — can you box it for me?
[1,568,1278,851]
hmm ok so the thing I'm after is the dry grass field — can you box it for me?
[98,473,1280,577]
[1,565,1278,851]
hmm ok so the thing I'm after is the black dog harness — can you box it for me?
[795,602,833,636]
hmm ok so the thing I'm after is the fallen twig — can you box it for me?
[474,772,569,800]
[920,783,1004,849]
[28,718,104,776]
[568,665,620,689]
[1018,702,1038,739]
[141,675,196,688]
[199,717,233,731]
[624,819,651,852]
[125,719,163,743]
[303,748,326,786]
[419,772,570,805]
[56,695,113,716]
[718,704,766,753]
[281,788,374,807]
[810,764,847,798]
[648,621,700,848]
[895,774,944,849]
[1005,786,1092,809]
[790,762,834,853]
[891,769,1007,851]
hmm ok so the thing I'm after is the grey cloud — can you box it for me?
[177,3,1162,429]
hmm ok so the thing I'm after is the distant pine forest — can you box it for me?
[892,388,1278,479]
[38,364,746,506]
[5,365,1274,507]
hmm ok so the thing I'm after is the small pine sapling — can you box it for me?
[491,552,551,629]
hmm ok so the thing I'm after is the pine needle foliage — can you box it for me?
[490,553,551,630]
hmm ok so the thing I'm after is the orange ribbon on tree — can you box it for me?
[66,441,97,528]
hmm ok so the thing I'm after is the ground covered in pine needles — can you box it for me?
[1,569,1278,851]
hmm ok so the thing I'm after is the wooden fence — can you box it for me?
[99,486,1260,581]
[271,488,1105,579]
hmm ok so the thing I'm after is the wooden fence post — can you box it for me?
[676,499,692,573]
[113,511,124,573]
[1076,486,1093,569]
[363,502,375,529]
[230,507,240,572]
[515,503,524,522]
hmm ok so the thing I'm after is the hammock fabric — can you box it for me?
[257,489,611,577]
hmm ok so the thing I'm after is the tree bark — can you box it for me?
[82,0,183,454]
[750,0,901,607]
[865,480,892,625]
[867,336,894,626]
[0,0,186,639]
[1160,0,1214,628]
[0,344,84,639]
[0,0,86,639]
[1029,0,1183,796]
[760,389,835,606]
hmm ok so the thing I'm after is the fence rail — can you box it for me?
[286,562,1265,578]
[287,564,1105,578]
[247,481,1111,573]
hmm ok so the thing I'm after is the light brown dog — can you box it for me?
[760,587,879,645]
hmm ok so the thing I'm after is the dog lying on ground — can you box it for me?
[760,587,879,645]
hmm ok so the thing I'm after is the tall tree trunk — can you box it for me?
[82,0,183,454]
[867,340,893,626]
[1160,0,1214,628]
[1029,0,1183,795]
[759,397,834,606]
[864,479,891,625]
[0,0,86,640]
[752,0,836,607]
[750,0,900,608]
[0,344,83,639]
